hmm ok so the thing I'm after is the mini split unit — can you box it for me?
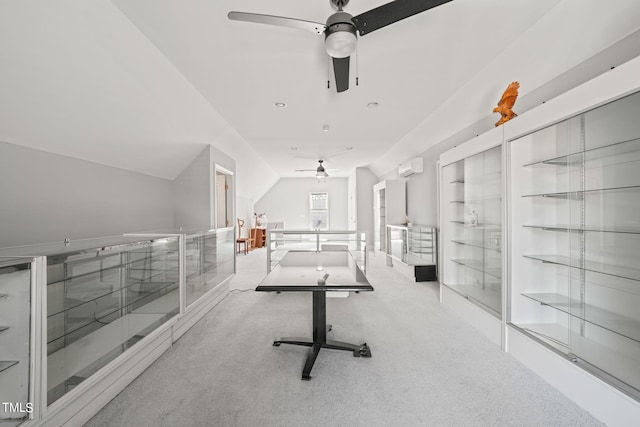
[398,157,423,177]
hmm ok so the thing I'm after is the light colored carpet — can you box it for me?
[85,248,603,427]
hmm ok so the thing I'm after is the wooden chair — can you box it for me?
[237,219,251,255]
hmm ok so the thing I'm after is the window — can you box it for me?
[310,192,329,230]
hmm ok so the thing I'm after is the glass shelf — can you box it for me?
[47,281,179,346]
[521,292,640,343]
[523,254,640,282]
[524,137,640,167]
[464,196,502,202]
[47,265,180,318]
[523,224,640,234]
[46,255,167,287]
[452,239,501,253]
[0,293,7,300]
[0,326,9,333]
[522,185,640,199]
[0,360,19,373]
[451,259,501,279]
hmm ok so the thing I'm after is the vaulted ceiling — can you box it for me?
[1,1,640,194]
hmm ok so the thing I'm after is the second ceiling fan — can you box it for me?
[228,0,452,93]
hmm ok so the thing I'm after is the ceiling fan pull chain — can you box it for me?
[327,56,331,89]
[355,45,359,86]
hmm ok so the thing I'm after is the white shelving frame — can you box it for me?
[503,57,640,426]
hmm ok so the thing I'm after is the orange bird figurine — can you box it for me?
[493,81,520,126]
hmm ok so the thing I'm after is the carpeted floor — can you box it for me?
[85,249,604,427]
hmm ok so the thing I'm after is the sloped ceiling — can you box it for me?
[1,0,640,192]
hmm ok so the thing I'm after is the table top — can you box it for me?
[256,250,373,292]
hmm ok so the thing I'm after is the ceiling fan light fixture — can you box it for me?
[316,170,329,179]
[325,30,357,58]
[316,160,329,179]
[324,11,357,58]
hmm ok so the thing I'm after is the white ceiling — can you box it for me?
[1,0,640,187]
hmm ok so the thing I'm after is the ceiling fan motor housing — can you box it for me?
[324,11,357,58]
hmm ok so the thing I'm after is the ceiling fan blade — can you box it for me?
[332,56,350,93]
[352,0,452,36]
[228,12,326,35]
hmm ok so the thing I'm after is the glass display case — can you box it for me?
[266,230,367,275]
[0,257,34,425]
[127,228,235,309]
[0,236,181,406]
[45,236,180,405]
[386,225,438,281]
[386,225,408,264]
[508,90,640,400]
[0,228,236,425]
[441,145,503,317]
[184,229,234,307]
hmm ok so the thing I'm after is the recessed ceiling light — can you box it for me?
[346,146,353,150]
[367,102,379,108]
[290,146,298,151]
[274,102,287,108]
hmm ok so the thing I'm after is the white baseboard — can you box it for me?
[440,285,503,347]
[507,325,640,427]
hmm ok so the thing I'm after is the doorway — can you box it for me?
[215,168,233,229]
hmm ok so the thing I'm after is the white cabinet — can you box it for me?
[373,179,406,252]
[438,128,504,346]
[386,225,438,281]
[508,90,640,401]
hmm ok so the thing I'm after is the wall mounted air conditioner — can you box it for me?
[398,157,423,177]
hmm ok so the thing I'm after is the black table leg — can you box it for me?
[302,343,322,380]
[272,290,371,379]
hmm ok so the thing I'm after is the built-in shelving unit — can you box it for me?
[440,144,503,318]
[373,180,406,252]
[508,90,640,402]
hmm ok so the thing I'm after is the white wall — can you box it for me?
[379,141,457,229]
[173,146,212,230]
[407,141,459,227]
[254,178,348,230]
[0,141,174,247]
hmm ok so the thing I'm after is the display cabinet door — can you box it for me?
[508,90,640,401]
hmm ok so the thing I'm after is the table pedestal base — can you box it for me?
[272,291,371,380]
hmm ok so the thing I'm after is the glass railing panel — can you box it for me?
[267,230,367,275]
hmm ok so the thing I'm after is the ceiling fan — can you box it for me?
[228,0,453,93]
[295,160,338,178]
